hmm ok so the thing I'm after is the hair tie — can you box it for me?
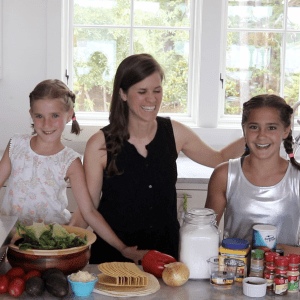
[289,153,294,158]
[72,117,76,121]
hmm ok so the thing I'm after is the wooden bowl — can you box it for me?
[7,225,97,275]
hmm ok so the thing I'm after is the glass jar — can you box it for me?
[179,208,219,279]
[249,249,265,278]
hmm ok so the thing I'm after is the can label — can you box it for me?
[288,275,299,292]
[252,225,277,249]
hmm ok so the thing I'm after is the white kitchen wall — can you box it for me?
[0,0,48,150]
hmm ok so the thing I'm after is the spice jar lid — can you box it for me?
[265,251,280,262]
[222,238,250,250]
[275,256,289,266]
[287,254,300,264]
[251,249,265,259]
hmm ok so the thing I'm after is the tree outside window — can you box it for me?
[224,0,300,116]
[72,0,191,114]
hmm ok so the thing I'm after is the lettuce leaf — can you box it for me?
[16,221,87,250]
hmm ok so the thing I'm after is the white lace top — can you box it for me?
[0,134,81,225]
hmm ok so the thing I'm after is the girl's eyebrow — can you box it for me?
[248,122,279,125]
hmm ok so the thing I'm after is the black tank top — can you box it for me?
[90,117,179,263]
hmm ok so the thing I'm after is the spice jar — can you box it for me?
[287,254,299,293]
[219,238,250,282]
[264,252,279,290]
[274,275,288,295]
[287,254,299,272]
[275,256,289,276]
[179,208,219,279]
[249,249,264,278]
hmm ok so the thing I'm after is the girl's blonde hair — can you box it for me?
[29,79,80,135]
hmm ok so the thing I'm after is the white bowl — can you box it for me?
[243,277,267,298]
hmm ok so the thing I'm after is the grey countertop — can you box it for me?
[0,262,298,299]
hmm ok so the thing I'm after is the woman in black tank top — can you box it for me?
[70,54,244,264]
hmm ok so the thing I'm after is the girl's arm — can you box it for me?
[0,143,12,189]
[204,162,228,225]
[69,131,104,228]
[172,120,244,167]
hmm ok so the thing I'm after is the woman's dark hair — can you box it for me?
[29,79,80,135]
[241,94,300,170]
[105,53,164,176]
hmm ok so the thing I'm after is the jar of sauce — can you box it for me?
[179,208,219,279]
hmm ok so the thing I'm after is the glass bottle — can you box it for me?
[179,208,219,279]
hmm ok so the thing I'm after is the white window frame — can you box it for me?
[48,0,244,153]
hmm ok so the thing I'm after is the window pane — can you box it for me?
[74,0,130,25]
[284,33,300,109]
[225,32,282,115]
[73,28,130,112]
[287,2,300,30]
[228,0,284,29]
[134,0,190,27]
[133,29,189,113]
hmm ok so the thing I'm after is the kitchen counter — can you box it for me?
[0,262,298,299]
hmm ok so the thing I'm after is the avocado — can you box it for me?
[26,277,45,296]
[45,273,69,298]
[42,268,66,282]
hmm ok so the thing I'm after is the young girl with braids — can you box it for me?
[205,94,300,255]
[0,79,144,262]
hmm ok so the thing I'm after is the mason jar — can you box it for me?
[179,208,219,279]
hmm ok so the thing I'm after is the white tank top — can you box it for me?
[224,157,300,246]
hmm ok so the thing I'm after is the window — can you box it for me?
[62,0,244,151]
[68,0,202,126]
[222,0,300,119]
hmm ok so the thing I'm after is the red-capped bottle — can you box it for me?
[264,251,279,291]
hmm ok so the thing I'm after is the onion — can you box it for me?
[162,262,190,287]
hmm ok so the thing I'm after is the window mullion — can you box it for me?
[280,0,289,98]
[130,0,134,54]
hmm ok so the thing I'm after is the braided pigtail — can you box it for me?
[241,142,250,157]
[284,130,300,171]
[67,90,81,135]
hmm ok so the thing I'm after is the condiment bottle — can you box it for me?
[264,252,279,290]
[179,208,219,279]
[249,249,264,278]
[219,238,250,282]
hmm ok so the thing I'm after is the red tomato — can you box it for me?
[0,274,9,294]
[6,267,25,279]
[8,277,25,297]
[24,270,42,282]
